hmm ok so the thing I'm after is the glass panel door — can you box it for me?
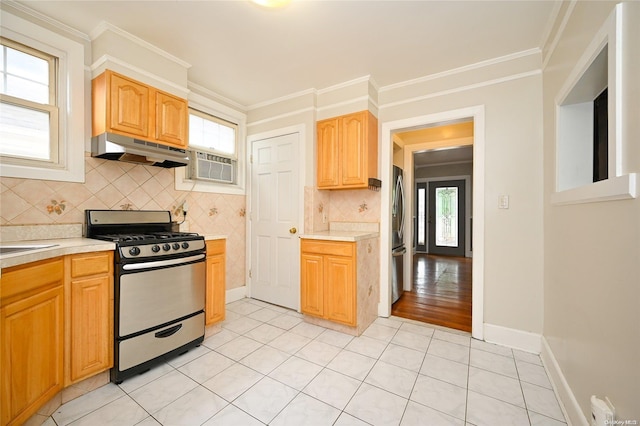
[428,180,465,256]
[416,182,427,252]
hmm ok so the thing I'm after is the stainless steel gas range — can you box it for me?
[85,210,206,383]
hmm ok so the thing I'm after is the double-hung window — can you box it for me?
[0,10,84,183]
[0,37,59,164]
[188,108,237,157]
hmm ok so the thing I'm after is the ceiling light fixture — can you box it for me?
[251,0,292,8]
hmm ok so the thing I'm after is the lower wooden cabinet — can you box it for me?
[300,239,356,326]
[1,258,64,426]
[205,240,226,325]
[65,251,114,385]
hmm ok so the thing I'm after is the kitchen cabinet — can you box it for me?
[65,251,114,386]
[205,240,226,326]
[300,240,356,326]
[92,69,189,149]
[316,110,378,189]
[1,258,64,426]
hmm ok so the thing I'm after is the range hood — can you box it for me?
[91,133,189,168]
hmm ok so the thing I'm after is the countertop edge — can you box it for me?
[299,232,379,242]
[1,238,116,270]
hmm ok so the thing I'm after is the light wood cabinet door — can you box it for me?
[108,72,150,138]
[66,252,113,386]
[341,111,367,187]
[325,255,356,326]
[205,240,226,326]
[93,70,189,148]
[300,253,324,318]
[317,118,340,188]
[316,111,378,190]
[155,91,188,148]
[300,240,356,326]
[1,259,64,426]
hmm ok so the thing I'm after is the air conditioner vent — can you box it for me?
[187,149,236,184]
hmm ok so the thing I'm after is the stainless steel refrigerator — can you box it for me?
[391,165,406,304]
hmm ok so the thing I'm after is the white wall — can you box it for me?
[542,1,640,422]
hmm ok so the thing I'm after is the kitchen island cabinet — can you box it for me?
[1,258,64,426]
[205,239,226,326]
[65,251,114,386]
[92,69,189,149]
[316,110,378,189]
[300,235,379,335]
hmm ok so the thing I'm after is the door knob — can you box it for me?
[289,227,297,234]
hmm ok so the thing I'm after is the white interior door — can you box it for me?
[250,132,300,310]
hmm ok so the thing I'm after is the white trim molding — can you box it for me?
[541,337,590,426]
[483,323,542,354]
[379,105,485,341]
[226,286,247,305]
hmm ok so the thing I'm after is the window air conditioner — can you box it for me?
[187,149,236,184]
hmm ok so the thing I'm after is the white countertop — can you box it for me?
[299,230,379,242]
[0,238,116,269]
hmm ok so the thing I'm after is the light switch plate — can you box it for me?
[498,195,509,209]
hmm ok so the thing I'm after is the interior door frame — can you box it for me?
[420,175,472,258]
[380,106,485,341]
[246,124,306,310]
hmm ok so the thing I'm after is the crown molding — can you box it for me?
[379,48,540,94]
[91,54,189,96]
[380,70,541,110]
[90,21,191,69]
[1,0,90,42]
[188,81,247,113]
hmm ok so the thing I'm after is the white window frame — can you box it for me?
[552,3,636,205]
[0,10,84,183]
[175,91,247,195]
[188,107,238,159]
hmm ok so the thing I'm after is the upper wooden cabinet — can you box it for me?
[92,70,189,149]
[316,110,378,189]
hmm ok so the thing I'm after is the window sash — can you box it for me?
[189,108,237,157]
[0,37,59,166]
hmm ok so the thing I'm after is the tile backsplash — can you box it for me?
[0,154,245,289]
[304,186,381,233]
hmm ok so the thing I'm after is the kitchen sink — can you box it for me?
[0,244,58,255]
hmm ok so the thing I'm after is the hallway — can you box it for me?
[392,254,472,332]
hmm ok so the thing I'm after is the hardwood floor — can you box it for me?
[391,253,472,332]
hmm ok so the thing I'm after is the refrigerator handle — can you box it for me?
[397,174,406,240]
[392,247,407,256]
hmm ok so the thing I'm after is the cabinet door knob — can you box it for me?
[289,227,297,234]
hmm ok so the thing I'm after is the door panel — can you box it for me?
[251,132,300,310]
[416,182,427,252]
[428,180,466,256]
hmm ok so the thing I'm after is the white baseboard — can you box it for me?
[226,286,246,304]
[540,337,589,426]
[483,323,542,353]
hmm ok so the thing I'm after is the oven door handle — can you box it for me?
[122,253,205,271]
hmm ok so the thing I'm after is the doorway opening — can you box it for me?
[390,120,474,333]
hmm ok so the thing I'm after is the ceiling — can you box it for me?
[15,0,560,108]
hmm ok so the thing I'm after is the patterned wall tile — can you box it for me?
[0,154,246,289]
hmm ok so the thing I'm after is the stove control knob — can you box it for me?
[151,244,160,253]
[182,242,190,249]
[162,243,171,252]
[129,247,141,256]
[172,242,180,250]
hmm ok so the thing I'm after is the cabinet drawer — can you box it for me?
[1,258,64,305]
[70,252,112,278]
[206,239,226,256]
[301,240,355,257]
